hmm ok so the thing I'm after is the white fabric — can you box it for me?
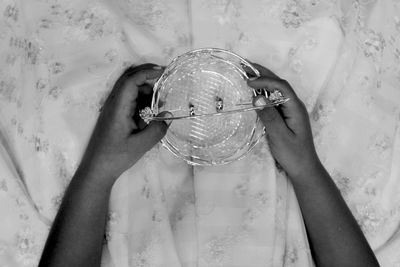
[0,0,399,266]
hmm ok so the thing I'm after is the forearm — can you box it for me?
[39,165,115,267]
[291,161,379,267]
[37,64,167,267]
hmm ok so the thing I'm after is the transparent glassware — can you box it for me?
[150,48,266,165]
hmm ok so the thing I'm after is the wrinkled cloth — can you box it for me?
[0,0,400,266]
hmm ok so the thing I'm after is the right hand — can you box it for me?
[247,63,321,180]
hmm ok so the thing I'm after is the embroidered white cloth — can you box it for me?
[0,0,400,266]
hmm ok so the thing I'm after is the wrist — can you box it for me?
[290,158,327,186]
[74,158,120,190]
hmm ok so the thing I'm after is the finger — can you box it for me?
[241,60,259,77]
[250,62,280,79]
[111,64,155,93]
[128,112,172,153]
[253,95,293,137]
[128,121,167,155]
[248,76,297,100]
[138,84,153,95]
[249,77,307,126]
[247,76,303,114]
[115,63,164,92]
[119,68,164,106]
[131,68,164,87]
[123,63,164,78]
[107,64,163,104]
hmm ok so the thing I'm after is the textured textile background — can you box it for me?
[0,0,400,266]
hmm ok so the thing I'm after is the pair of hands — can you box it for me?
[80,63,320,185]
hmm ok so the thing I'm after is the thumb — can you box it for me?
[253,95,291,138]
[128,112,172,153]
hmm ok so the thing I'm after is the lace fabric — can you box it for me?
[0,0,399,266]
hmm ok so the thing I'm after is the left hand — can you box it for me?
[78,64,171,184]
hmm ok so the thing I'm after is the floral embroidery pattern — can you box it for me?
[362,29,386,58]
[281,0,310,28]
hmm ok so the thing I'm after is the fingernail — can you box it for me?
[153,65,163,70]
[255,96,267,107]
[248,76,258,81]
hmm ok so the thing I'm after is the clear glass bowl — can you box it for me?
[151,48,265,165]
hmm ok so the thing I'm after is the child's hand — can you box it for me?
[248,63,321,180]
[79,64,170,184]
